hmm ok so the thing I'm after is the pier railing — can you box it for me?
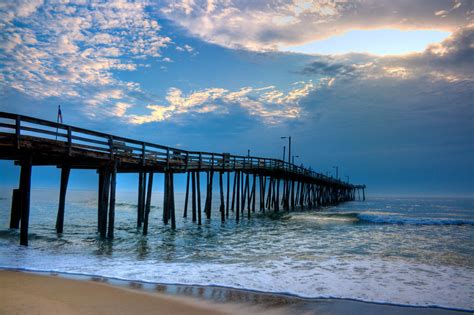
[0,112,353,187]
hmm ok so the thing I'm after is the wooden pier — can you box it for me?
[0,112,366,245]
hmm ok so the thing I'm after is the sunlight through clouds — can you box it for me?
[0,0,472,128]
[160,0,471,52]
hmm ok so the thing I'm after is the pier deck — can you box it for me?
[0,112,365,245]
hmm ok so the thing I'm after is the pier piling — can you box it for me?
[170,173,176,229]
[183,172,190,218]
[55,166,70,234]
[197,172,202,225]
[191,172,197,222]
[143,172,154,235]
[98,167,110,238]
[236,171,240,222]
[19,156,32,246]
[219,171,225,222]
[226,172,230,218]
[107,163,117,238]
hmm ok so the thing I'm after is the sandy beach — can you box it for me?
[0,270,471,315]
[0,270,239,315]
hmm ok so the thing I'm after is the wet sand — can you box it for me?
[0,270,470,315]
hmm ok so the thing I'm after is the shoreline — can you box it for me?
[0,268,471,314]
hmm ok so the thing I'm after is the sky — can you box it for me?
[0,0,473,196]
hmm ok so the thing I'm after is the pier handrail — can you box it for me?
[0,111,362,188]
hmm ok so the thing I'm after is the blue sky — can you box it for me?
[282,29,451,55]
[0,0,473,196]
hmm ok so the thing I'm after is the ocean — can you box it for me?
[0,187,473,311]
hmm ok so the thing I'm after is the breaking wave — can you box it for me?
[297,212,474,226]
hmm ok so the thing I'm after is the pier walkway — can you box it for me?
[0,112,366,245]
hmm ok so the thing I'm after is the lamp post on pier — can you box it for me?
[281,136,291,164]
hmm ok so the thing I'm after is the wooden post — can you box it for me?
[363,187,366,201]
[141,171,146,224]
[170,173,176,229]
[236,170,240,222]
[226,171,230,218]
[191,172,197,222]
[317,185,321,206]
[137,172,144,228]
[98,170,103,231]
[99,167,110,238]
[247,173,252,214]
[19,156,32,246]
[275,178,280,212]
[55,166,70,234]
[163,173,169,224]
[240,172,244,214]
[183,171,190,218]
[242,172,248,214]
[219,172,225,222]
[143,172,154,235]
[295,181,300,206]
[261,175,266,212]
[299,182,305,208]
[204,172,210,217]
[247,174,252,213]
[9,189,20,229]
[251,174,256,214]
[286,180,291,211]
[266,178,273,210]
[108,163,117,238]
[291,180,295,211]
[231,171,237,211]
[197,171,201,225]
[206,171,214,219]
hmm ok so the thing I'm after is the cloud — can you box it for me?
[300,60,356,76]
[125,81,317,124]
[0,0,171,111]
[160,0,473,51]
[298,26,474,83]
[114,102,133,117]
